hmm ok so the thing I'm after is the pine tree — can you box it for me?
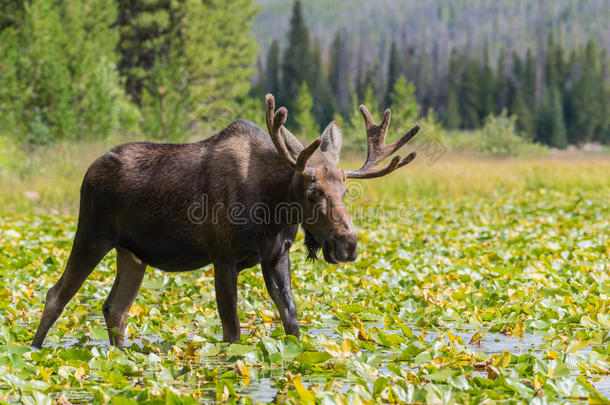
[349,84,381,147]
[0,0,24,31]
[385,41,401,107]
[446,50,462,129]
[460,60,481,128]
[329,30,349,113]
[281,0,311,111]
[566,39,605,144]
[117,0,175,103]
[479,46,495,119]
[446,86,461,129]
[265,39,281,96]
[310,38,334,127]
[0,0,130,143]
[511,89,535,140]
[181,0,258,128]
[389,76,420,135]
[294,82,317,139]
[536,87,567,148]
[523,50,536,112]
[494,48,509,113]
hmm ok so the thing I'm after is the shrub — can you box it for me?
[478,111,547,156]
[446,111,547,157]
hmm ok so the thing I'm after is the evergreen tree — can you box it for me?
[182,0,258,128]
[329,30,349,113]
[294,82,317,139]
[511,89,535,140]
[479,46,495,119]
[446,50,462,129]
[137,0,258,138]
[494,48,509,113]
[265,39,281,96]
[536,87,567,148]
[446,86,461,129]
[385,41,401,107]
[349,84,381,147]
[310,38,334,127]
[523,50,536,112]
[0,0,131,143]
[566,39,604,143]
[0,0,24,31]
[389,76,420,135]
[460,60,481,128]
[281,0,312,111]
[117,0,175,103]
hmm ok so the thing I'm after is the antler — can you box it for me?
[345,105,420,179]
[265,94,321,173]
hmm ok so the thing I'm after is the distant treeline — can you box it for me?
[0,0,608,147]
[251,1,610,147]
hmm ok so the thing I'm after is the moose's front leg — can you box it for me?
[214,261,241,342]
[262,253,300,338]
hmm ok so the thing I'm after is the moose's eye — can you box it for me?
[306,188,323,203]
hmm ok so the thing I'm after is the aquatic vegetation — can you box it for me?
[0,189,608,403]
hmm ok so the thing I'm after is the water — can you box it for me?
[51,324,606,403]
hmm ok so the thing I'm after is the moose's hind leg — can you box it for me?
[32,235,112,348]
[214,261,241,343]
[103,247,146,347]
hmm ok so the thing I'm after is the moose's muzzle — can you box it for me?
[323,232,358,263]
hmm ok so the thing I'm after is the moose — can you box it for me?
[32,94,420,348]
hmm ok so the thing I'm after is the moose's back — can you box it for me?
[77,120,292,271]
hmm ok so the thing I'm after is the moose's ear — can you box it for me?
[320,121,343,166]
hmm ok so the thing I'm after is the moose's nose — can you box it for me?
[334,232,358,262]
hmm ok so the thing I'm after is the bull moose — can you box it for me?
[32,94,420,348]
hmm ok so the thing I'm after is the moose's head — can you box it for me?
[265,94,420,264]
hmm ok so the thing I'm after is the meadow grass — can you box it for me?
[1,138,609,214]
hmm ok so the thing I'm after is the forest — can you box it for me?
[1,1,610,404]
[1,0,609,147]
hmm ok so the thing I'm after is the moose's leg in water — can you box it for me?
[103,247,146,347]
[262,253,300,338]
[214,261,241,342]
[32,230,112,348]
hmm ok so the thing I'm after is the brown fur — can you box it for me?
[32,94,418,348]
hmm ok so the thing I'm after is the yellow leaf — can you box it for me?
[234,360,251,378]
[293,376,315,405]
[493,350,511,368]
[38,366,51,382]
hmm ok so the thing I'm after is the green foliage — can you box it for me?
[139,48,190,141]
[448,112,547,157]
[446,86,461,129]
[385,42,401,107]
[0,0,130,143]
[346,85,381,149]
[389,76,419,135]
[537,88,568,149]
[281,0,312,110]
[478,111,543,156]
[294,82,317,139]
[134,0,259,140]
[181,0,258,129]
[265,39,281,96]
[0,188,609,402]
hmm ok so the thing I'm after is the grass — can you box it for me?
[1,137,609,214]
